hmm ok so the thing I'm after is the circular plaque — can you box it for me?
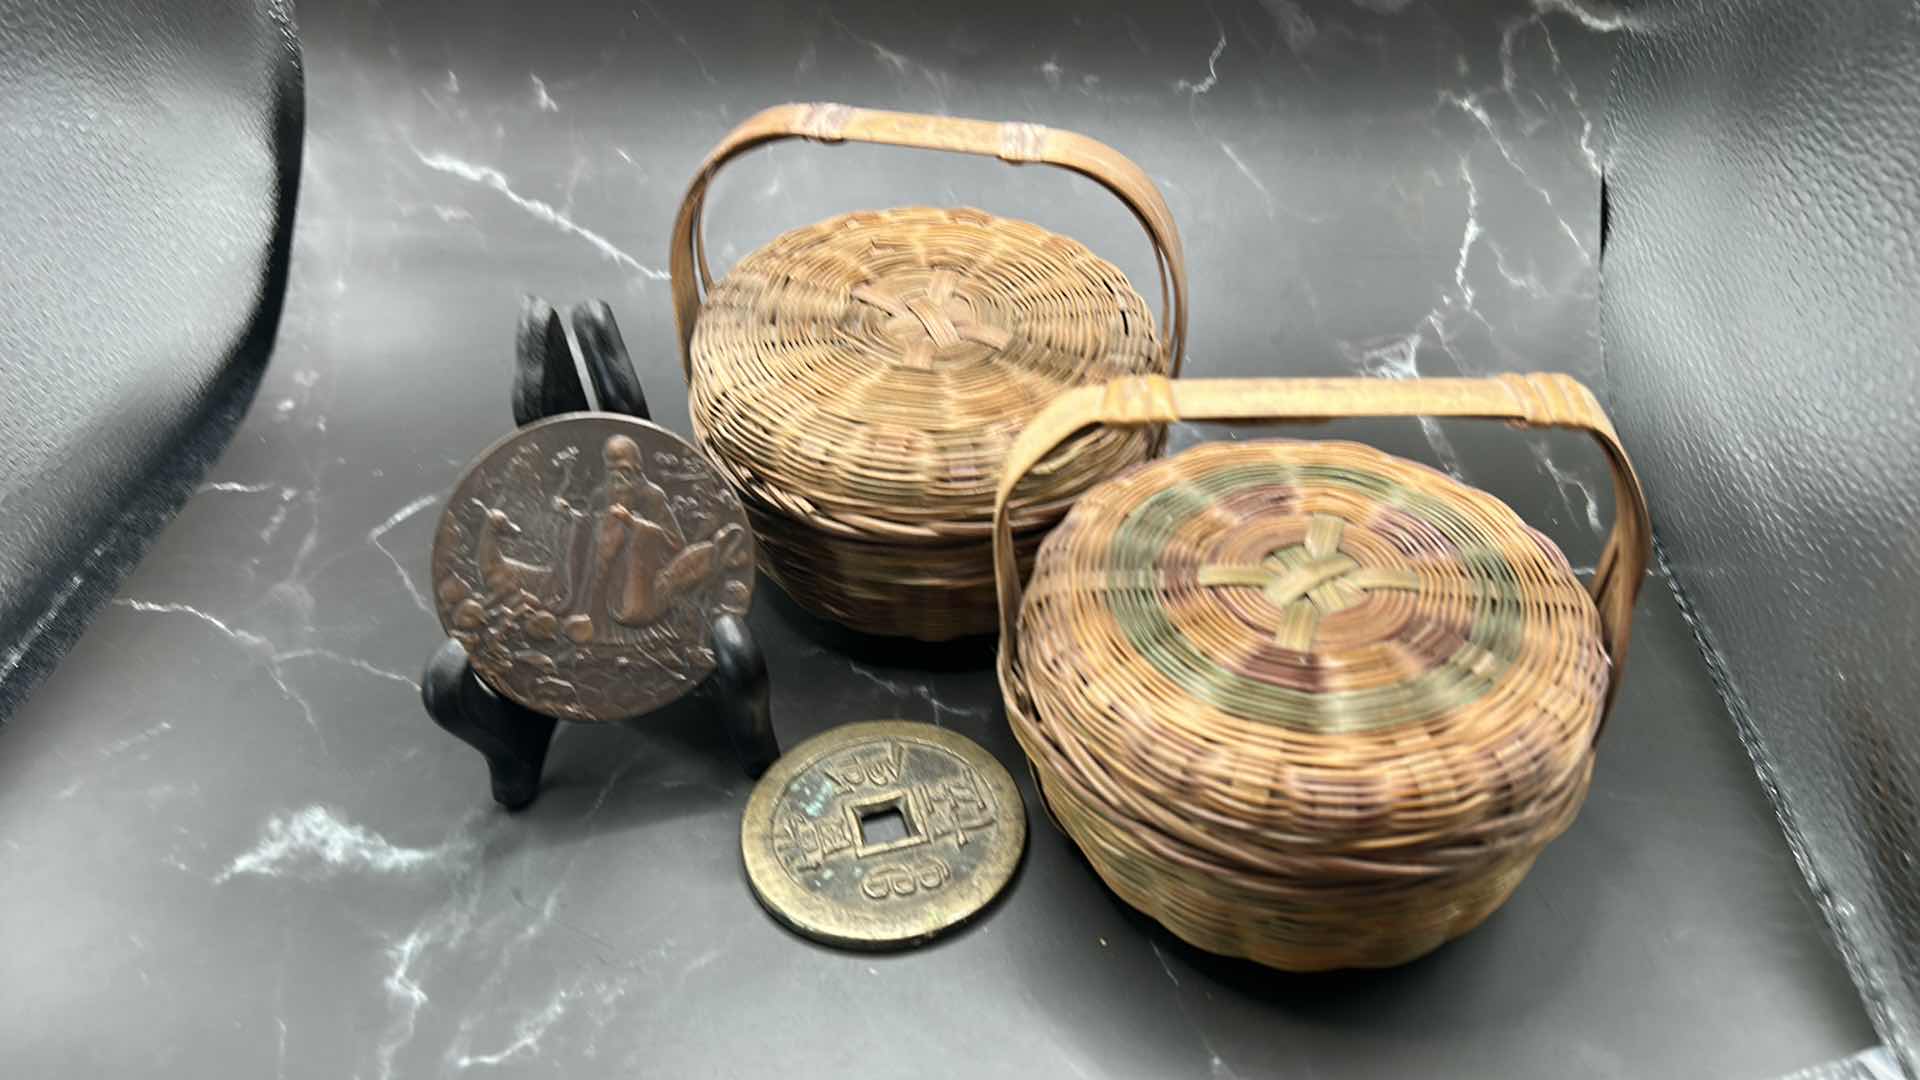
[741,721,1026,949]
[431,412,753,722]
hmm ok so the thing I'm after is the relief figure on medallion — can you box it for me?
[465,494,593,644]
[587,434,747,634]
[455,434,747,650]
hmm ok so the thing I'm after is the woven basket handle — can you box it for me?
[992,374,1652,715]
[669,103,1188,380]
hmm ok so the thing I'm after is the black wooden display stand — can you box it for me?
[420,298,779,810]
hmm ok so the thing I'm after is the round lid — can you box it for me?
[1016,438,1609,841]
[690,207,1166,535]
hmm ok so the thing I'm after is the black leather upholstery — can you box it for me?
[1604,0,1920,1069]
[0,0,303,717]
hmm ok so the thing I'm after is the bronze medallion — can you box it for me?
[431,413,753,722]
[741,721,1026,948]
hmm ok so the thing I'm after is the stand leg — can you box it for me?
[513,297,588,427]
[708,613,778,777]
[570,300,650,420]
[422,639,559,810]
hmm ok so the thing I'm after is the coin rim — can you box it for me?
[431,410,753,720]
[741,720,1027,950]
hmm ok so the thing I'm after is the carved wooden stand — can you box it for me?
[420,298,778,810]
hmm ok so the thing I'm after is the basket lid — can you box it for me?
[992,375,1651,966]
[690,207,1166,536]
[1015,438,1611,835]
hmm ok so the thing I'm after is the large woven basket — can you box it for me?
[671,103,1187,640]
[992,374,1652,970]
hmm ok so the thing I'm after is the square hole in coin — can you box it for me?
[859,804,911,847]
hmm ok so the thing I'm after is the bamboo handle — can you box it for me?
[991,374,1651,717]
[669,103,1188,380]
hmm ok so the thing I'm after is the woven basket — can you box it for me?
[992,374,1652,970]
[671,103,1187,640]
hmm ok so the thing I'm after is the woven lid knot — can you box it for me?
[850,269,1014,368]
[1193,514,1421,648]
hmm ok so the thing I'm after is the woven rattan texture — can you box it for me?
[690,207,1163,638]
[1014,439,1608,969]
[674,104,1187,641]
[992,374,1651,972]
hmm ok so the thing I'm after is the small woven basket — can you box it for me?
[992,374,1652,970]
[671,103,1187,640]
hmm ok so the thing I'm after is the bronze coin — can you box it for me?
[742,721,1026,949]
[431,412,753,722]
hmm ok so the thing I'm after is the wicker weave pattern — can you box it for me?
[992,375,1651,970]
[673,105,1187,640]
[736,498,1054,641]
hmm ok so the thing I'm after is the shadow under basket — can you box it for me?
[671,103,1189,641]
[991,374,1652,971]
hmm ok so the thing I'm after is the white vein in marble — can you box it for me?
[199,480,278,495]
[1341,328,1467,479]
[1532,440,1605,534]
[842,659,986,726]
[635,0,718,85]
[112,598,419,739]
[1150,941,1241,1080]
[1175,32,1227,95]
[1218,142,1275,220]
[1531,0,1627,33]
[367,493,441,619]
[829,17,953,104]
[1442,88,1591,263]
[216,805,477,883]
[529,73,560,113]
[452,988,573,1069]
[1490,240,1551,298]
[412,150,670,281]
[1454,157,1485,310]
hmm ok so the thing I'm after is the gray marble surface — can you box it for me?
[0,0,1877,1076]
